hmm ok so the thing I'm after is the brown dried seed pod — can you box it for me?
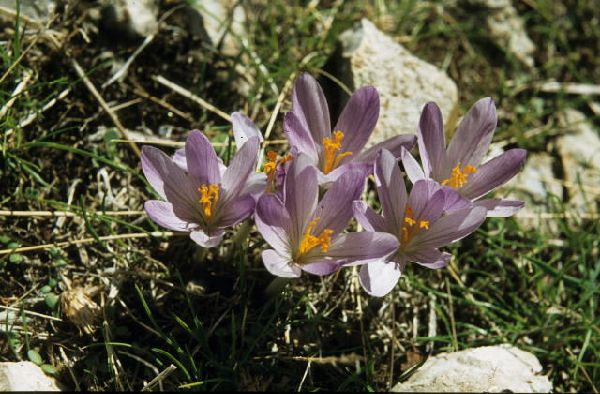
[60,288,101,335]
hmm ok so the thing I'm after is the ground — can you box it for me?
[0,0,598,391]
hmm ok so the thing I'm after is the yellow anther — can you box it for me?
[198,184,219,219]
[400,206,429,245]
[441,162,477,189]
[262,150,294,192]
[298,217,334,257]
[322,130,353,174]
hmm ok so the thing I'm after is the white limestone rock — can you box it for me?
[338,19,458,147]
[189,0,246,56]
[0,361,61,391]
[555,110,600,213]
[392,344,552,393]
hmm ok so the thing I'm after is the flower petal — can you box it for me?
[262,249,301,278]
[301,261,341,276]
[185,130,221,185]
[144,200,194,231]
[447,97,497,167]
[441,185,473,213]
[400,146,426,183]
[411,206,487,249]
[406,180,445,224]
[474,198,525,217]
[359,261,402,297]
[255,194,292,254]
[220,136,260,200]
[292,73,331,143]
[374,149,408,231]
[284,154,319,243]
[417,102,447,179]
[231,112,263,150]
[172,148,188,171]
[356,135,417,164]
[190,229,224,248]
[333,86,380,154]
[218,195,255,227]
[406,248,451,269]
[353,201,386,232]
[327,232,399,266]
[283,112,319,163]
[141,145,199,214]
[460,148,527,200]
[316,161,370,186]
[313,167,368,235]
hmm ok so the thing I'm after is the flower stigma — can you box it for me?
[400,206,429,245]
[322,130,353,174]
[198,184,219,219]
[262,150,293,192]
[298,217,334,257]
[441,162,477,189]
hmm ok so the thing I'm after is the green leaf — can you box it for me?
[45,293,59,309]
[27,349,43,366]
[0,235,10,244]
[9,254,23,264]
[40,285,52,294]
[41,364,57,375]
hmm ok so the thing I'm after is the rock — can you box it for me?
[100,0,158,39]
[0,0,56,24]
[188,0,246,56]
[338,19,458,147]
[392,344,552,393]
[484,1,535,67]
[555,110,600,213]
[0,361,61,391]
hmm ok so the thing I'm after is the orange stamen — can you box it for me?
[441,163,477,189]
[298,217,334,257]
[400,206,429,244]
[263,150,294,186]
[198,184,219,219]
[322,130,353,174]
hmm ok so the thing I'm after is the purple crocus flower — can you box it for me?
[142,127,261,247]
[401,99,527,217]
[255,153,399,278]
[284,73,416,185]
[353,149,487,297]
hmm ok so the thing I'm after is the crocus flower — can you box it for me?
[353,149,487,297]
[172,112,267,198]
[142,127,261,247]
[401,99,527,217]
[284,73,416,185]
[255,153,399,278]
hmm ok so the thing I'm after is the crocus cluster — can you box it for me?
[141,73,526,297]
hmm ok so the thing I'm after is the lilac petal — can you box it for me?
[353,201,386,232]
[283,112,319,163]
[284,154,319,243]
[246,172,268,201]
[144,200,193,231]
[185,130,221,185]
[418,102,447,179]
[411,206,487,249]
[447,97,497,167]
[374,149,408,231]
[474,198,524,217]
[359,261,402,297]
[460,148,527,200]
[292,73,331,143]
[301,261,340,276]
[141,146,199,214]
[356,134,417,164]
[326,232,399,267]
[262,249,301,278]
[313,168,368,235]
[190,229,224,248]
[316,161,370,186]
[221,137,260,200]
[231,112,263,150]
[441,186,473,213]
[407,248,451,269]
[218,195,255,227]
[255,194,292,254]
[406,180,445,224]
[400,146,426,183]
[333,86,380,154]
[173,148,188,171]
